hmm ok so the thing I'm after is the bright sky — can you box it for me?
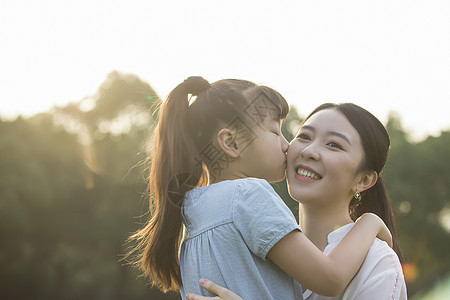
[1,0,449,141]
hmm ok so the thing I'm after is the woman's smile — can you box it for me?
[295,165,322,181]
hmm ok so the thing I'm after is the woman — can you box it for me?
[186,103,407,300]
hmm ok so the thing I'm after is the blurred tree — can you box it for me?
[385,114,450,296]
[0,71,177,299]
[0,113,87,298]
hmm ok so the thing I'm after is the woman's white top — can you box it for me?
[304,223,407,300]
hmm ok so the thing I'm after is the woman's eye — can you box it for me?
[296,132,310,140]
[327,142,343,149]
[272,131,280,136]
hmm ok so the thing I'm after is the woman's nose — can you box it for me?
[301,142,320,160]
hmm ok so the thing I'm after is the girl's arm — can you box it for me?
[185,213,392,299]
[268,212,391,297]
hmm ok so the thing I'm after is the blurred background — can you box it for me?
[1,0,449,299]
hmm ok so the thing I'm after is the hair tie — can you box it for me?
[183,76,210,96]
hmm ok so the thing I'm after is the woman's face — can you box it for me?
[286,108,365,206]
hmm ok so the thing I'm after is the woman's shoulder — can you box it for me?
[370,238,399,256]
[346,238,407,299]
[365,238,403,271]
[336,224,403,272]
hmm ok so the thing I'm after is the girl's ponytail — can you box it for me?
[127,76,285,292]
[128,77,210,292]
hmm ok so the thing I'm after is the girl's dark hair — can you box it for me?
[127,76,289,292]
[304,103,403,262]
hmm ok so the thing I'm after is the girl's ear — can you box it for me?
[217,128,240,158]
[354,171,378,194]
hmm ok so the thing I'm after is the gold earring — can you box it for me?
[354,188,361,201]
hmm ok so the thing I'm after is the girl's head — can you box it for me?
[183,77,290,184]
[287,103,402,261]
[131,76,289,292]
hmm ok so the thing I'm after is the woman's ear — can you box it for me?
[217,128,240,158]
[354,171,378,194]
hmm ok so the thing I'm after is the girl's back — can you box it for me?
[180,177,302,300]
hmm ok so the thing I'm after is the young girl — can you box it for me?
[186,103,407,300]
[127,77,392,299]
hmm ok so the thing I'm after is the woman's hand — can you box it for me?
[357,213,393,247]
[185,279,243,300]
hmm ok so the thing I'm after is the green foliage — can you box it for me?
[384,115,450,296]
[0,72,175,299]
[1,73,448,298]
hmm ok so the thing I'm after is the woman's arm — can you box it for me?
[267,212,391,297]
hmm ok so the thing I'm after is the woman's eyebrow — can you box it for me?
[301,125,352,145]
[301,125,314,132]
[329,131,352,145]
[297,125,314,136]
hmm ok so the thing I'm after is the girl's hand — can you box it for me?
[357,213,393,247]
[185,279,243,300]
